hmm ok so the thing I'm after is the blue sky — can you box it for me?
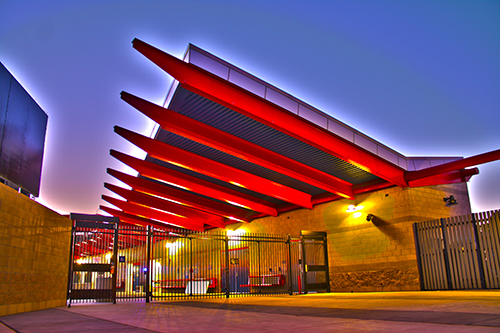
[0,0,499,214]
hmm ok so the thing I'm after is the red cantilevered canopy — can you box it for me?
[102,39,500,230]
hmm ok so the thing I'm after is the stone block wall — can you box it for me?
[0,183,71,316]
[240,182,471,292]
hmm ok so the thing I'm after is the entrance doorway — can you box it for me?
[301,231,330,293]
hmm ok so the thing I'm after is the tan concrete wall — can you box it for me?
[240,183,471,292]
[0,183,71,316]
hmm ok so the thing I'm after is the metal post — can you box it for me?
[145,225,152,303]
[111,220,119,304]
[225,234,230,298]
[287,235,293,295]
[300,235,307,294]
[440,218,453,290]
[189,237,193,296]
[258,241,262,294]
[323,234,331,292]
[66,220,76,307]
[413,223,425,291]
[471,214,487,289]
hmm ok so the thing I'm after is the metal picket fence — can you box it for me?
[413,210,500,290]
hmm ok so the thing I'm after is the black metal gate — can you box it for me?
[68,215,330,303]
[414,210,500,290]
[67,214,119,306]
[150,230,301,299]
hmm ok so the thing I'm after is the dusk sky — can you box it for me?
[1,0,498,215]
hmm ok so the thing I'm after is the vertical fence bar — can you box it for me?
[67,220,76,307]
[458,215,473,289]
[471,214,487,289]
[225,234,229,298]
[323,234,330,292]
[488,211,500,288]
[417,221,431,290]
[413,223,425,291]
[145,225,151,303]
[445,217,458,289]
[287,235,293,295]
[189,237,193,296]
[425,220,440,290]
[300,235,307,294]
[448,216,462,289]
[476,212,491,288]
[476,211,500,289]
[440,218,453,290]
[112,222,119,304]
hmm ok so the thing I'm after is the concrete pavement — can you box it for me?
[1,291,500,332]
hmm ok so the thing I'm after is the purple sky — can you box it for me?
[1,0,499,215]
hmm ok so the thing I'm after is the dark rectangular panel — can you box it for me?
[75,220,116,230]
[0,63,47,196]
[70,289,113,300]
[73,263,111,272]
[71,213,119,223]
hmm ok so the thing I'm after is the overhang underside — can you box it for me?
[102,39,498,231]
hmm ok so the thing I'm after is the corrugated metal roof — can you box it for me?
[169,87,380,185]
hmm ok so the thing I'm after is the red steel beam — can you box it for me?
[100,205,186,230]
[107,168,252,222]
[251,180,395,218]
[407,168,479,188]
[110,150,278,216]
[102,195,204,231]
[131,38,408,187]
[404,149,500,182]
[121,91,354,199]
[104,182,226,228]
[114,126,313,208]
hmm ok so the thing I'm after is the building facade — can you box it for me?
[102,40,499,293]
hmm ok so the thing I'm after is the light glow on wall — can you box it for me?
[346,204,364,213]
[165,240,183,255]
[227,228,246,247]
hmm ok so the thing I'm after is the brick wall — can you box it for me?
[241,183,471,292]
[0,183,71,316]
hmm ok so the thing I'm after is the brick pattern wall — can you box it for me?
[0,183,71,316]
[239,183,471,292]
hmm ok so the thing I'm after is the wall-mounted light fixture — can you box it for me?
[444,196,458,206]
[366,214,374,222]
